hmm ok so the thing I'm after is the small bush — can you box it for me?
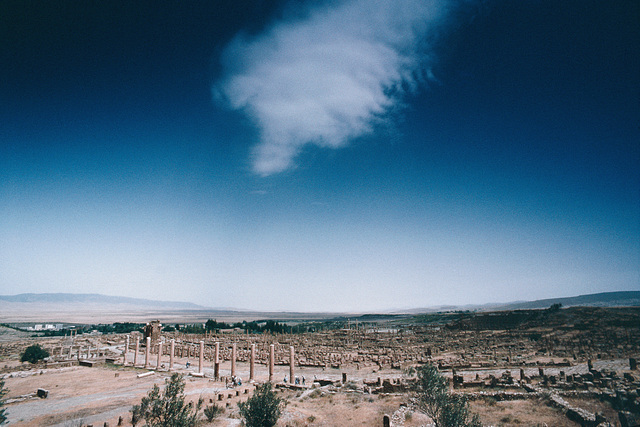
[132,373,202,427]
[0,378,8,425]
[21,344,49,364]
[308,389,322,399]
[204,403,224,421]
[238,382,286,427]
[413,363,481,427]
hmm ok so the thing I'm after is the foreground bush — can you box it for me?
[131,373,202,427]
[0,379,8,424]
[20,344,49,364]
[413,363,480,427]
[238,382,286,427]
[204,403,224,421]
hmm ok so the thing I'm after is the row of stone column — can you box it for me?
[56,345,101,360]
[124,336,298,383]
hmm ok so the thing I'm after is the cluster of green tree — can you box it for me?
[92,322,144,334]
[40,329,68,337]
[41,325,93,337]
[176,323,205,334]
[175,319,329,335]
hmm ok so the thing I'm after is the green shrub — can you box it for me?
[20,344,49,364]
[238,382,286,427]
[413,363,480,427]
[0,378,8,425]
[133,373,202,427]
[204,403,224,421]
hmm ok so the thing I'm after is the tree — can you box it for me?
[238,382,286,427]
[413,363,480,427]
[20,344,49,364]
[133,373,202,427]
[0,378,8,425]
[548,303,562,312]
[205,319,217,332]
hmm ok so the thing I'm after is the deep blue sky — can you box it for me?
[1,0,638,311]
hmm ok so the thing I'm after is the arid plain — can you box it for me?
[1,303,639,426]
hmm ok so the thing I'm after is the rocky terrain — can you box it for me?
[1,306,638,426]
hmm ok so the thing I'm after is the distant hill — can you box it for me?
[0,293,206,310]
[497,291,640,310]
[402,291,640,314]
[1,291,638,324]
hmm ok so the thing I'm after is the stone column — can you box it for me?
[157,341,163,369]
[134,339,139,366]
[144,337,151,369]
[269,344,275,382]
[199,341,204,374]
[124,335,130,365]
[170,339,175,370]
[250,343,255,381]
[289,346,295,384]
[231,343,237,378]
[214,342,220,380]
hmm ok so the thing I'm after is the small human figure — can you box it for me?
[295,376,299,385]
[284,376,287,383]
[302,376,306,385]
[186,361,190,368]
[238,378,242,386]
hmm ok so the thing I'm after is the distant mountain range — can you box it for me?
[494,291,640,310]
[403,291,640,313]
[0,291,638,316]
[0,293,206,310]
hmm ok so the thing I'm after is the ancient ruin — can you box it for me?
[1,306,638,425]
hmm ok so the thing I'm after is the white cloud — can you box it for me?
[214,0,450,175]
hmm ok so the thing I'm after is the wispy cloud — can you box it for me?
[214,0,450,175]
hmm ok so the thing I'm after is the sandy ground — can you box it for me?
[0,326,626,426]
[1,358,592,427]
[470,398,579,426]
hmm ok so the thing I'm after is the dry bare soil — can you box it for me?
[2,360,577,427]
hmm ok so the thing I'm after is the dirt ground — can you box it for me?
[469,397,579,427]
[0,324,628,426]
[1,360,599,427]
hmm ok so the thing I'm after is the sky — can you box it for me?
[1,0,638,312]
